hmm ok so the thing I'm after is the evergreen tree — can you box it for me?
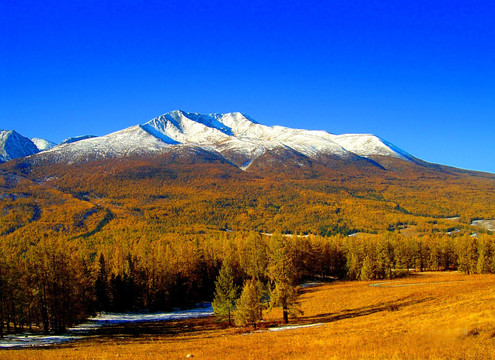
[234,279,261,328]
[94,253,110,311]
[212,261,238,325]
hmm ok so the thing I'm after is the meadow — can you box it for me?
[3,271,495,360]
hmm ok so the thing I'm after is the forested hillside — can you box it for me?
[1,150,495,335]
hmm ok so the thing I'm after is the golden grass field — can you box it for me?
[3,271,495,360]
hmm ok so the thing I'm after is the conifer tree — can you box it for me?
[234,279,261,328]
[376,238,394,279]
[360,255,376,280]
[240,232,268,281]
[95,253,110,311]
[212,261,238,325]
[240,233,269,320]
[268,234,301,324]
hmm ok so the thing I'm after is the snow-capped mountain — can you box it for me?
[4,111,418,170]
[0,130,39,163]
[139,110,416,169]
[31,138,57,151]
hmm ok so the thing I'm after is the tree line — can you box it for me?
[1,231,494,336]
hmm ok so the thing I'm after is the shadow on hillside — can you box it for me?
[297,297,433,326]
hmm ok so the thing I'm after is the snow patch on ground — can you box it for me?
[472,219,495,231]
[0,304,213,349]
[268,323,324,332]
[0,334,83,348]
[299,282,324,289]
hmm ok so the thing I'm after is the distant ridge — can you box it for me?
[7,110,418,171]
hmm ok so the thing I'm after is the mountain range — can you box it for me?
[1,110,419,170]
[1,110,494,241]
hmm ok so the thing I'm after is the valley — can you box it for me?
[1,111,495,354]
[3,272,495,359]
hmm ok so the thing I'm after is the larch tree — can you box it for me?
[234,279,261,328]
[212,261,238,326]
[267,234,302,324]
[240,232,269,319]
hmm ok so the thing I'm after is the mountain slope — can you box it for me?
[0,130,39,163]
[31,138,57,151]
[37,125,181,163]
[1,110,494,243]
[18,110,416,172]
[61,135,97,144]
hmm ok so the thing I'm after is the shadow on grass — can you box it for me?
[297,296,433,326]
[69,297,433,344]
[42,289,437,348]
[74,317,222,341]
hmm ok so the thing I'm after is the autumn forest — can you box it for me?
[1,153,495,335]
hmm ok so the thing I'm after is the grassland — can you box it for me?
[3,272,495,360]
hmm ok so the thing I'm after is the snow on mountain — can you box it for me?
[6,110,415,170]
[332,134,416,162]
[31,138,57,151]
[61,135,97,145]
[143,111,265,168]
[40,126,172,163]
[143,110,410,167]
[0,130,39,162]
[143,110,351,168]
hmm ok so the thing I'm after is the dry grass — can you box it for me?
[4,272,495,360]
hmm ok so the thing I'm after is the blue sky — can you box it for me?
[1,0,494,173]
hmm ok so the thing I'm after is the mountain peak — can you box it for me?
[0,111,416,171]
[1,129,39,162]
[31,138,57,151]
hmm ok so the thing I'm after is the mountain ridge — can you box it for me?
[3,110,491,177]
[5,110,424,172]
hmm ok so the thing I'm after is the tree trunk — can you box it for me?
[283,305,288,324]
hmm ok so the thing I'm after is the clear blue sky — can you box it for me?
[1,0,494,173]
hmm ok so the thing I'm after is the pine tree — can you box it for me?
[212,261,238,326]
[234,279,261,328]
[95,253,110,311]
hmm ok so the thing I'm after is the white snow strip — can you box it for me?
[0,334,83,348]
[0,303,213,349]
[268,323,324,332]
